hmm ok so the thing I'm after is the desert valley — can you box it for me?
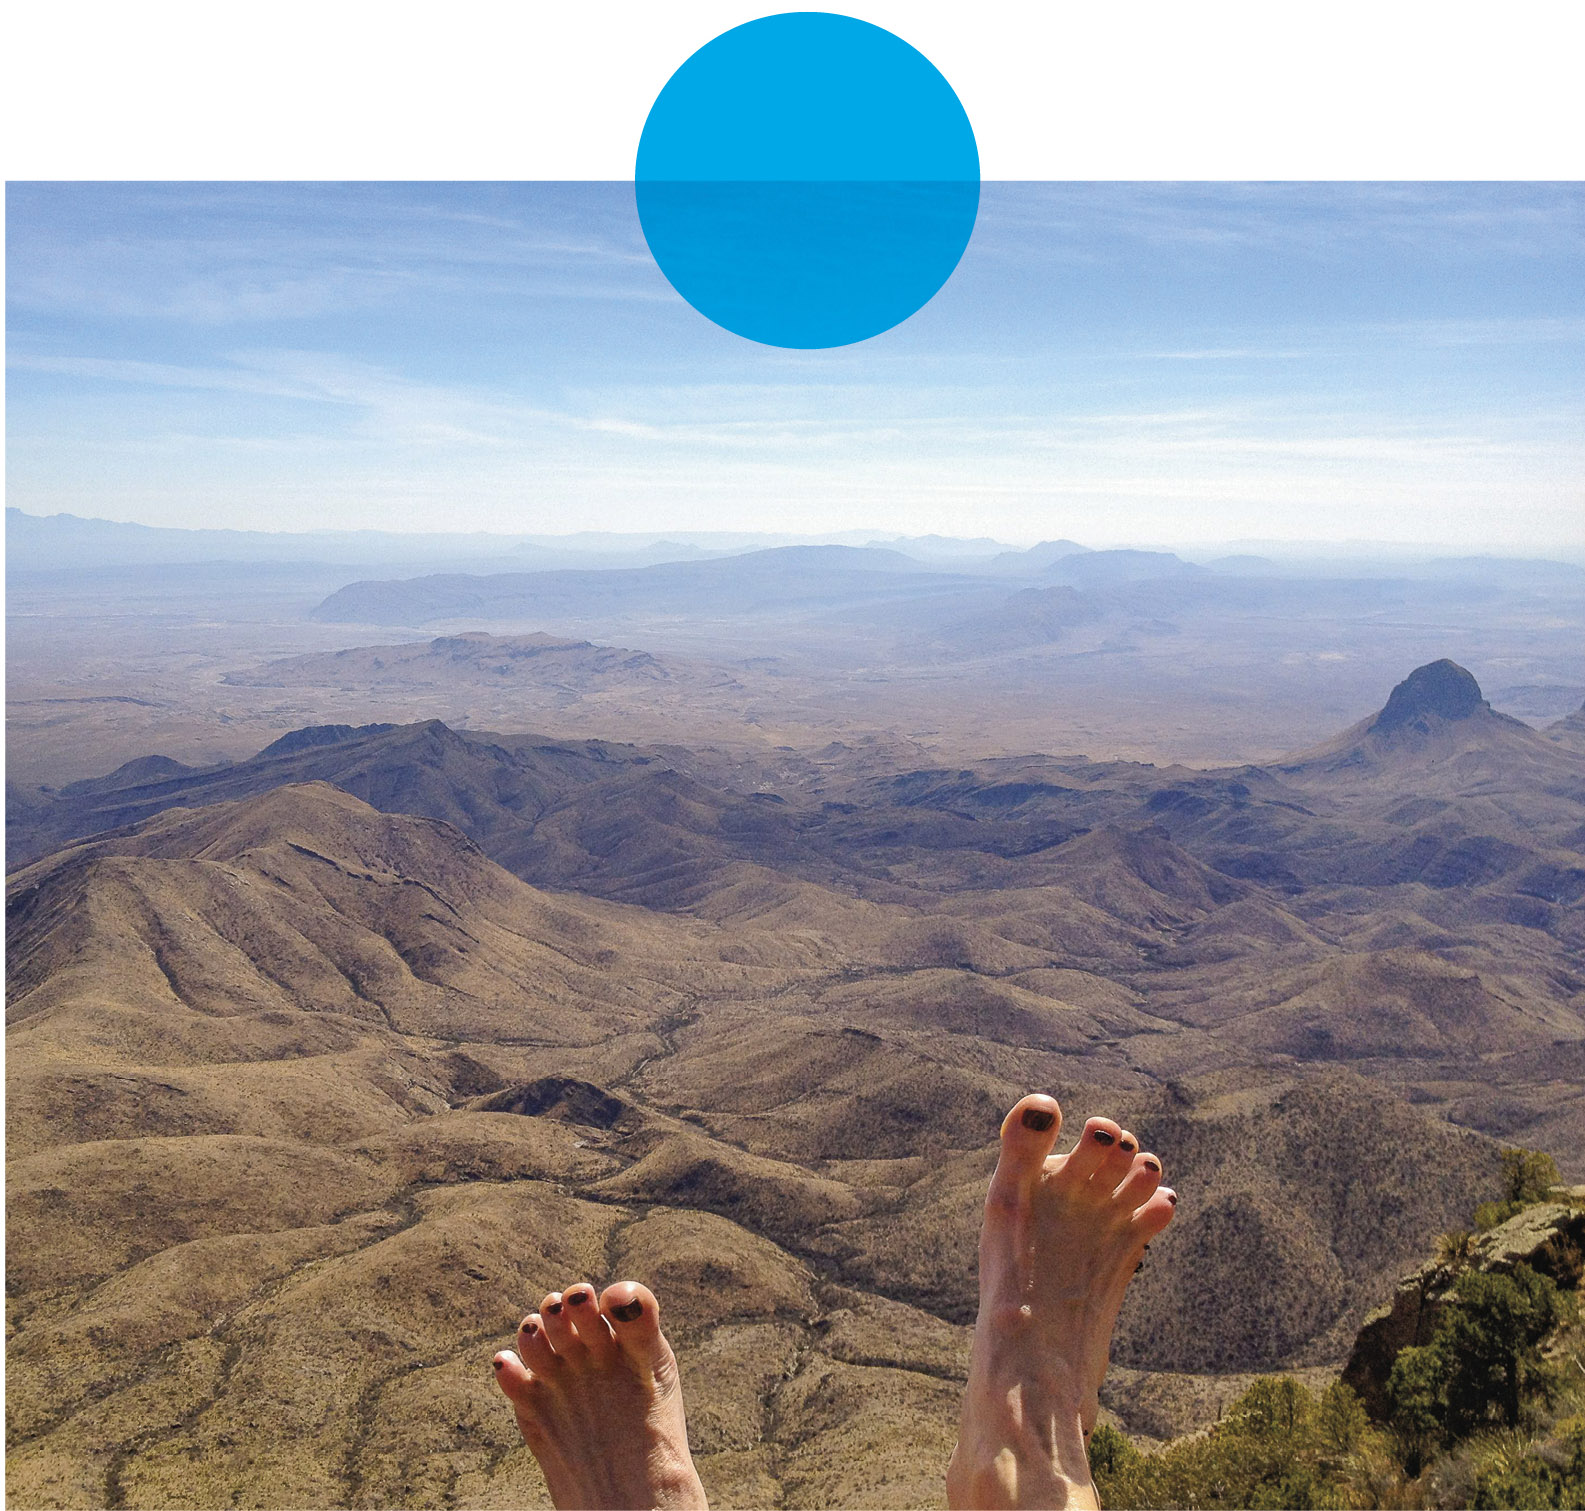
[7,514,1585,1506]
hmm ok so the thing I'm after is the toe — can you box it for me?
[1057,1117,1124,1183]
[494,1352,553,1451]
[988,1094,1062,1215]
[1086,1124,1139,1190]
[600,1281,670,1379]
[564,1282,617,1360]
[1130,1186,1177,1241]
[539,1290,585,1359]
[493,1348,534,1403]
[1112,1151,1163,1208]
[516,1311,560,1376]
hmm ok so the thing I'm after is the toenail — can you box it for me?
[1021,1108,1055,1132]
[521,1322,538,1336]
[546,1302,563,1314]
[1092,1129,1115,1145]
[1166,1192,1178,1205]
[1144,1160,1161,1173]
[492,1357,504,1370]
[611,1300,643,1322]
[1120,1140,1136,1152]
[567,1293,589,1306]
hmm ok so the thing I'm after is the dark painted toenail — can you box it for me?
[1021,1108,1055,1132]
[1092,1129,1115,1145]
[546,1302,563,1314]
[521,1321,537,1336]
[1144,1160,1161,1173]
[567,1292,589,1306]
[611,1300,643,1322]
[492,1357,504,1369]
[1120,1140,1136,1152]
[1166,1192,1178,1205]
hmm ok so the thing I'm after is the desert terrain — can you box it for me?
[7,513,1585,1507]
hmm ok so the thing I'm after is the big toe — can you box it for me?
[600,1281,670,1377]
[988,1094,1063,1214]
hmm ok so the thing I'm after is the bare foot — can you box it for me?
[493,1280,708,1510]
[946,1095,1176,1510]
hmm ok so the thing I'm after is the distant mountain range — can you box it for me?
[5,508,920,573]
[309,544,973,627]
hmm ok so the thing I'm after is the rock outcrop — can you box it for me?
[1341,1201,1585,1418]
[1372,659,1487,732]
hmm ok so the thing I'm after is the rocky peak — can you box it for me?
[1372,659,1487,734]
[256,722,397,760]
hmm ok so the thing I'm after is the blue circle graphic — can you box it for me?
[636,12,980,349]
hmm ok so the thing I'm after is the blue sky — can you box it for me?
[6,181,1582,551]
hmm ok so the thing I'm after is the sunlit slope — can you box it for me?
[6,776,1524,1507]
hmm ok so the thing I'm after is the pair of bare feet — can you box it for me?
[492,1095,1175,1510]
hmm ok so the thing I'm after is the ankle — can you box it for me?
[947,1449,1097,1511]
[646,1458,707,1510]
[948,1387,1097,1511]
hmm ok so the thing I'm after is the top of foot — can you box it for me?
[494,1280,708,1511]
[949,1094,1176,1510]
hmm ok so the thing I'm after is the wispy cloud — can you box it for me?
[6,181,1582,551]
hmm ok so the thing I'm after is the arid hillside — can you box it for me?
[9,659,1581,1507]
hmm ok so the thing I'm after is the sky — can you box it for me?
[6,179,1583,553]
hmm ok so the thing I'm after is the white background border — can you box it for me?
[6,1,1583,180]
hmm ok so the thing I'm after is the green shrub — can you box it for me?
[1387,1343,1447,1476]
[1387,1262,1571,1475]
[1092,1254,1576,1507]
[1503,1147,1563,1206]
[1442,1265,1569,1433]
[1087,1420,1138,1482]
[1317,1380,1369,1459]
[1475,1148,1564,1231]
[1092,1380,1352,1509]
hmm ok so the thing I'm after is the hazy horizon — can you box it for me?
[7,181,1582,554]
[13,504,1585,568]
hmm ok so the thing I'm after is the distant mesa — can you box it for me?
[1205,554,1278,575]
[1041,549,1204,587]
[229,633,673,691]
[932,584,1101,655]
[870,534,1008,559]
[1018,539,1092,566]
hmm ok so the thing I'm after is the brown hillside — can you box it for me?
[5,780,1523,1507]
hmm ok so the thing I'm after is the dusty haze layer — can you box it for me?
[9,521,1584,785]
